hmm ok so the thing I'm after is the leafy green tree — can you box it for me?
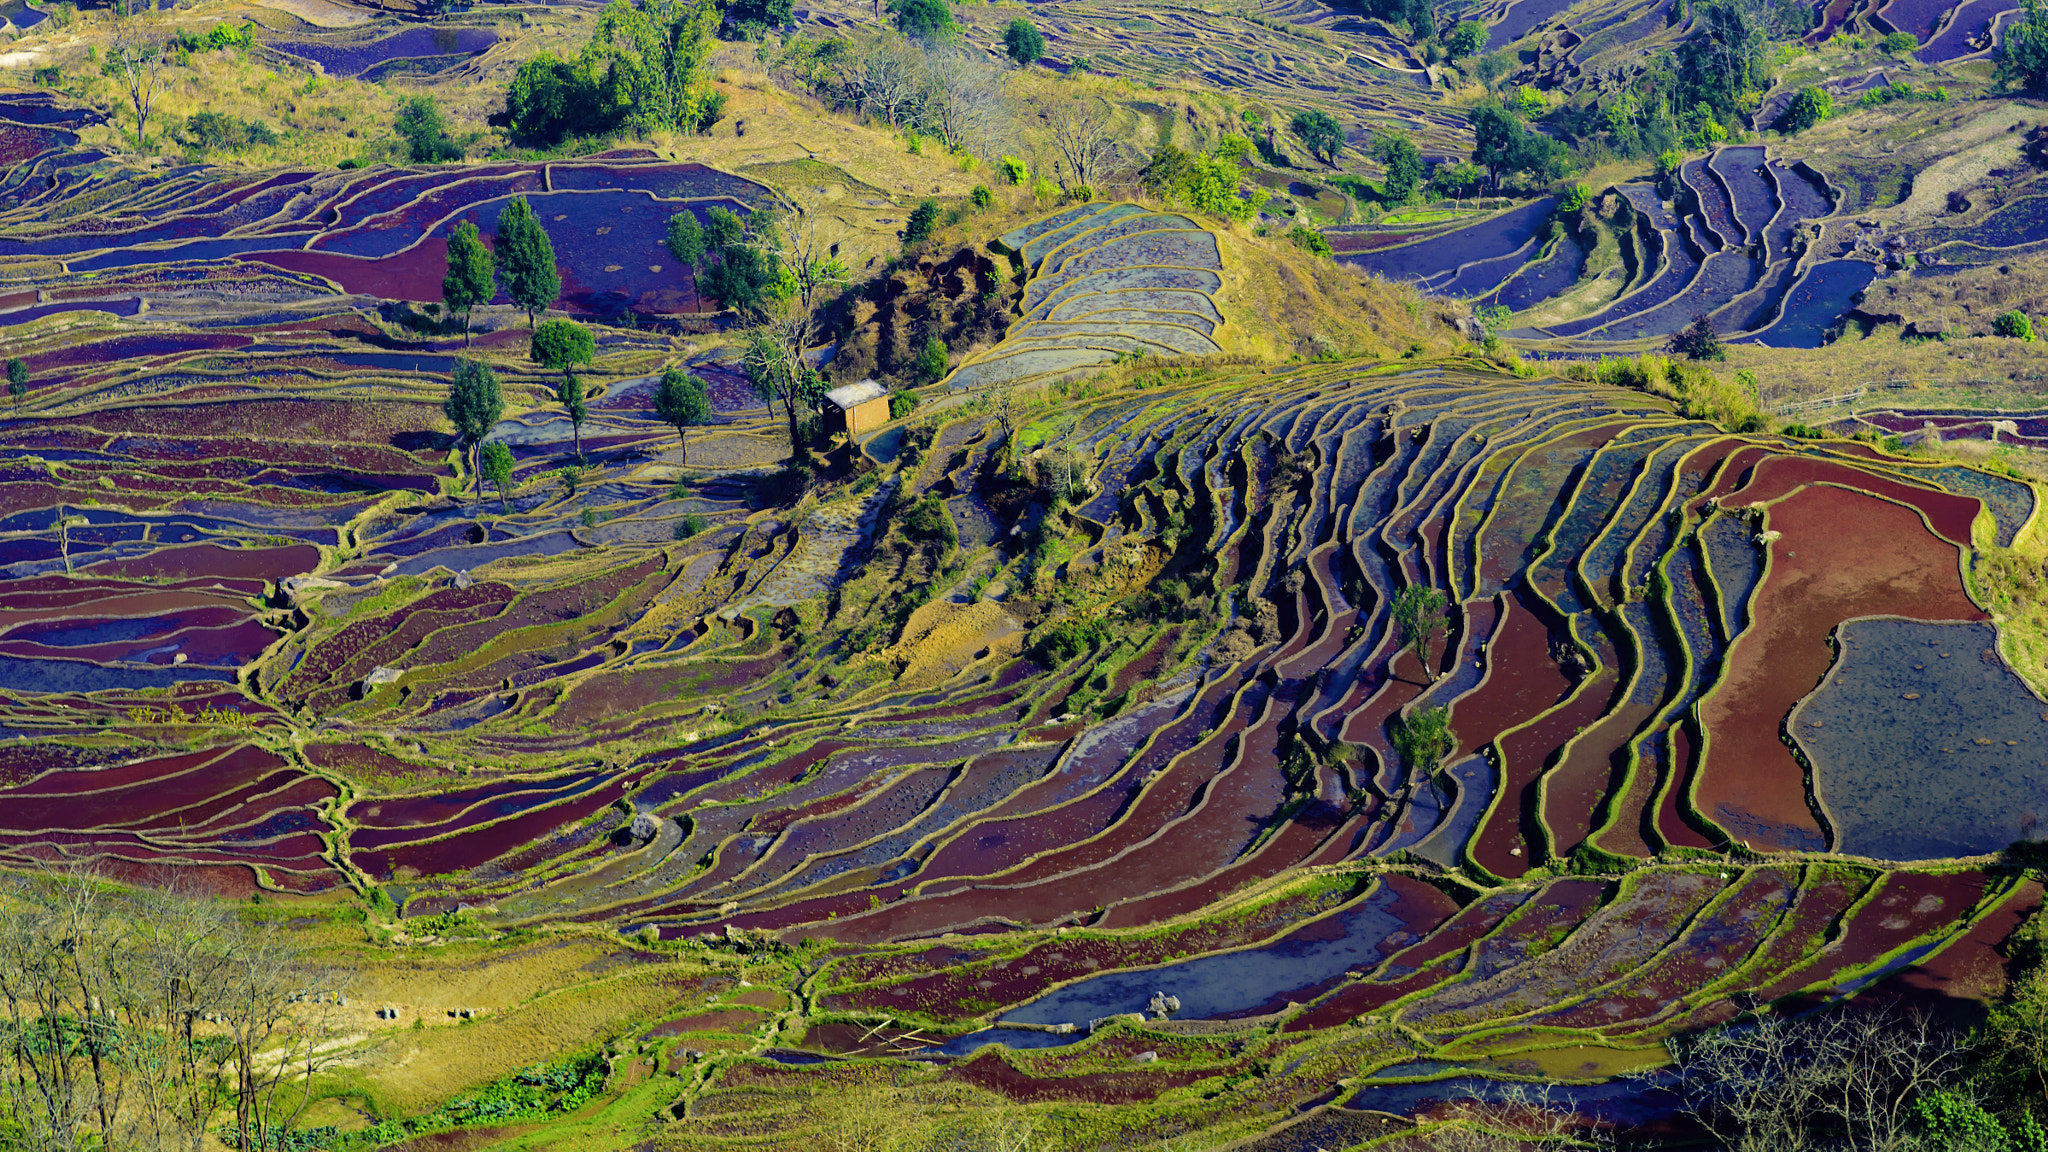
[704,206,746,249]
[441,221,495,346]
[727,0,793,28]
[1674,0,1769,120]
[495,197,561,327]
[1391,705,1454,774]
[395,96,462,163]
[6,358,25,412]
[1371,128,1423,201]
[1881,29,1919,53]
[1002,17,1045,64]
[1997,310,2038,341]
[2000,0,2048,93]
[1392,585,1447,676]
[890,0,954,40]
[1912,1090,2010,1152]
[664,212,708,312]
[1470,101,1524,187]
[1289,109,1346,166]
[1444,20,1486,58]
[1429,160,1487,198]
[1469,101,1571,188]
[480,440,514,512]
[1775,85,1833,132]
[702,243,778,315]
[504,52,626,148]
[585,0,722,133]
[902,199,940,246]
[444,359,504,498]
[652,366,712,465]
[1139,145,1267,222]
[531,318,594,458]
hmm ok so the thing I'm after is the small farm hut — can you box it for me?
[823,380,891,438]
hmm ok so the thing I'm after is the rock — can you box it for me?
[365,666,402,687]
[280,575,347,605]
[1133,1051,1158,1063]
[454,569,474,589]
[629,812,661,843]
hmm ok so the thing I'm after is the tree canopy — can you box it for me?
[1469,102,1570,188]
[481,440,515,511]
[1289,109,1346,166]
[1444,21,1487,58]
[586,0,723,134]
[1998,0,2048,94]
[1371,129,1423,202]
[495,197,561,327]
[1002,17,1045,64]
[445,359,504,496]
[531,318,596,374]
[1775,85,1833,132]
[1674,0,1770,120]
[442,221,495,345]
[890,0,955,40]
[653,367,713,464]
[503,53,627,148]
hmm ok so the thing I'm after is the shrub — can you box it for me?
[1139,144,1267,222]
[1284,224,1333,257]
[184,112,275,151]
[970,184,993,209]
[1996,310,2037,341]
[1776,85,1834,133]
[1881,30,1919,53]
[1444,20,1485,58]
[1061,183,1096,204]
[889,391,919,419]
[914,336,948,382]
[1668,316,1726,361]
[674,513,707,540]
[902,199,940,245]
[395,96,463,163]
[999,156,1028,185]
[1033,616,1112,664]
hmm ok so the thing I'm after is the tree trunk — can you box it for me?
[679,426,689,466]
[783,393,803,459]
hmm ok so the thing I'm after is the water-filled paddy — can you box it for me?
[1796,618,2048,859]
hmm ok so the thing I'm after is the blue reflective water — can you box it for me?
[1000,881,1413,1024]
[1755,261,1877,348]
[917,1028,1081,1058]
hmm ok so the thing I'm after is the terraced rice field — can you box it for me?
[6,171,2042,1129]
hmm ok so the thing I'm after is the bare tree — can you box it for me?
[0,870,129,1152]
[1420,1083,1613,1151]
[837,40,928,130]
[107,19,172,153]
[216,928,351,1152]
[0,866,346,1152]
[1668,1006,1970,1152]
[919,47,1010,156]
[1035,92,1126,188]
